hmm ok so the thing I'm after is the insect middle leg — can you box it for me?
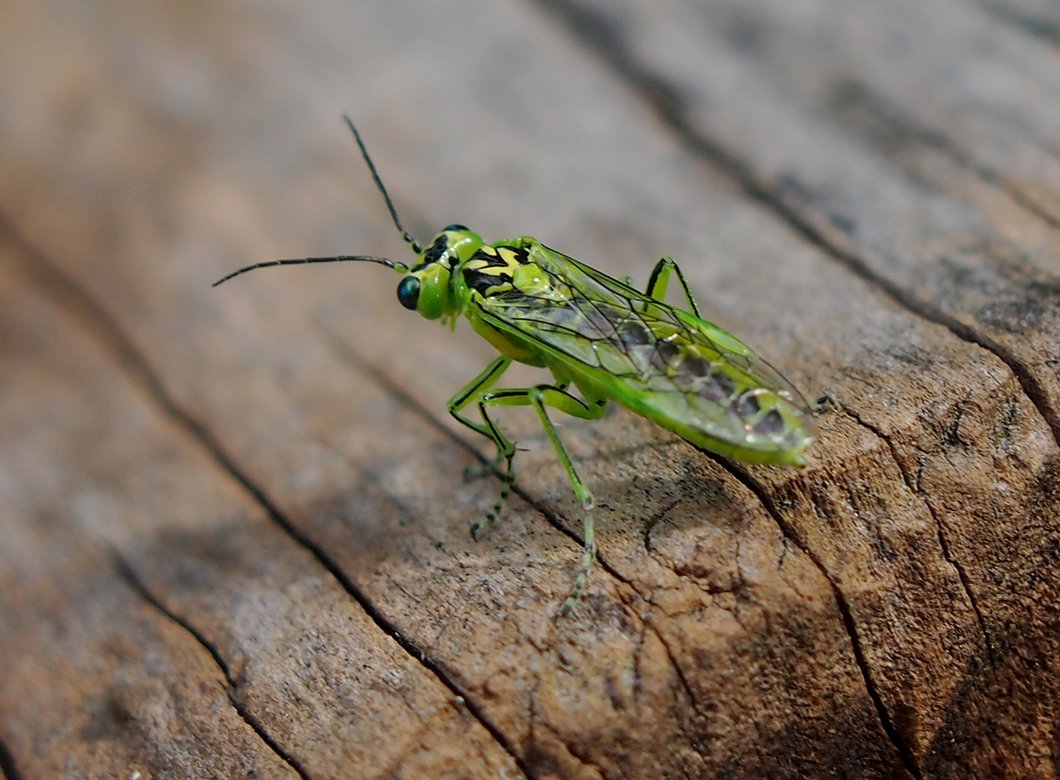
[479,382,609,614]
[644,256,702,317]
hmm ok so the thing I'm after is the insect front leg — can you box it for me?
[447,356,516,538]
[644,256,702,317]
[454,358,513,481]
[481,383,609,614]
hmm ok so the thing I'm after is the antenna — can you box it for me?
[212,117,421,287]
[343,114,423,254]
[212,255,408,287]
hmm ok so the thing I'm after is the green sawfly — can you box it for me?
[214,117,816,613]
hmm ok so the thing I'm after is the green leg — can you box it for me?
[644,256,702,317]
[448,356,516,538]
[480,383,608,614]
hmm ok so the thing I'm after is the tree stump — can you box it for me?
[1,0,1057,777]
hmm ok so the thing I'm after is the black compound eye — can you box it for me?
[442,223,468,233]
[397,276,420,310]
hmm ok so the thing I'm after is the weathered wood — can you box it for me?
[0,250,520,778]
[0,0,1056,778]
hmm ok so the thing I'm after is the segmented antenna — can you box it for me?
[343,115,423,254]
[212,255,408,287]
[212,118,421,287]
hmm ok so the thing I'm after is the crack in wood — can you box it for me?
[823,75,1060,232]
[0,733,22,780]
[326,264,936,774]
[113,551,312,780]
[0,217,531,779]
[643,610,716,767]
[638,495,752,606]
[837,403,995,659]
[319,330,742,774]
[527,0,1060,451]
[322,312,922,774]
[322,323,929,775]
[525,714,603,779]
[702,454,923,779]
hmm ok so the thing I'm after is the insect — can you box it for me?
[215,117,816,614]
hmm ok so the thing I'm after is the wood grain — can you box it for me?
[1,0,1057,777]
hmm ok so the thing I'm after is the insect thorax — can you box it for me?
[461,243,532,298]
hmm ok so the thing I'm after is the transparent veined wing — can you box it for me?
[473,241,816,463]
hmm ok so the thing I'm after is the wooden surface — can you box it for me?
[1,0,1058,777]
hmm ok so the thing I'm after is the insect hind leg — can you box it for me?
[644,256,702,317]
[482,383,608,614]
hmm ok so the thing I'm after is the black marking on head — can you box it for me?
[420,234,450,267]
[397,276,420,309]
[442,223,469,232]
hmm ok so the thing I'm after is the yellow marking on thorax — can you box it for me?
[464,245,528,297]
[496,247,524,268]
